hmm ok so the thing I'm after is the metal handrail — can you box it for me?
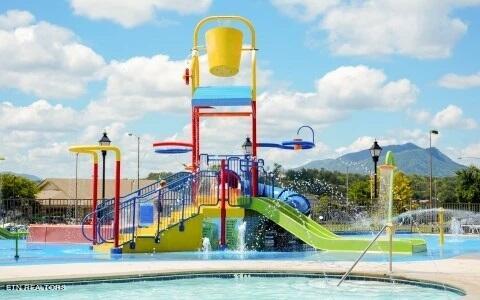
[337,224,389,287]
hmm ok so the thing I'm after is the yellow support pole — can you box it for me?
[438,207,445,246]
[68,145,122,249]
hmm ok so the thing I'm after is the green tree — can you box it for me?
[393,171,414,213]
[1,174,38,199]
[435,176,457,204]
[145,172,173,180]
[347,179,371,206]
[455,166,480,203]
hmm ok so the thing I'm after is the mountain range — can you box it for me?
[300,143,466,177]
[1,172,42,182]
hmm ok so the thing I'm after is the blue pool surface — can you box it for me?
[0,275,462,300]
[0,233,479,266]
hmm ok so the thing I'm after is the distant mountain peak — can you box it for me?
[300,142,465,177]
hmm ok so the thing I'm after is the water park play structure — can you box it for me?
[49,16,427,255]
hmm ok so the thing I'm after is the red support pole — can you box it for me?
[113,160,121,248]
[195,107,200,166]
[251,101,258,196]
[92,162,98,245]
[220,159,227,250]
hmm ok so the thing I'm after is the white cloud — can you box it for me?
[0,10,105,99]
[270,0,339,22]
[70,0,212,28]
[431,105,477,129]
[321,1,468,58]
[438,72,480,89]
[85,54,190,122]
[407,109,431,124]
[462,142,480,158]
[0,10,35,30]
[335,136,397,155]
[272,0,480,59]
[316,65,418,110]
[0,100,79,132]
[86,52,274,123]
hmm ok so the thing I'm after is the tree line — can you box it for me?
[272,165,480,213]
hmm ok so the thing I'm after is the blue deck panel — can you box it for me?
[192,86,252,106]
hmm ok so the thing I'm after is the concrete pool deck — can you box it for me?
[0,254,479,298]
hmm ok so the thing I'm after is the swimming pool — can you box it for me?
[0,273,464,300]
[1,233,478,265]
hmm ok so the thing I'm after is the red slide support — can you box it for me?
[220,159,227,250]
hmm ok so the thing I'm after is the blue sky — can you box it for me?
[0,0,479,178]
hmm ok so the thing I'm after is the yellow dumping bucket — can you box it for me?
[206,27,243,77]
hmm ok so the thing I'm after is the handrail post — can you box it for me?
[179,180,187,232]
[14,228,19,261]
[131,196,137,247]
[337,224,388,287]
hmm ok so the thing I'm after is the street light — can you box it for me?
[369,140,382,198]
[429,129,439,208]
[128,133,140,191]
[242,137,253,156]
[98,132,111,202]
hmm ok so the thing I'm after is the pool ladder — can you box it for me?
[337,223,390,287]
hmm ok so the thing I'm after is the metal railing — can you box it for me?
[97,171,191,210]
[337,224,389,287]
[88,172,194,245]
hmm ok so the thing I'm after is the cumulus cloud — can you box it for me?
[407,109,431,124]
[70,0,212,28]
[0,10,105,99]
[316,65,417,110]
[335,136,397,155]
[271,0,479,59]
[431,105,477,129]
[438,72,480,89]
[270,0,339,22]
[0,100,79,132]
[86,52,273,123]
[0,10,35,29]
[462,142,480,158]
[85,54,190,122]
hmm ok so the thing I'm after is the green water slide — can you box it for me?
[248,197,426,254]
[0,228,28,239]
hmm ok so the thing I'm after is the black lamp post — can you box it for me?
[98,132,111,202]
[369,140,382,198]
[429,129,439,208]
[242,137,253,156]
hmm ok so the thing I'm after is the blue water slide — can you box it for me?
[257,183,311,215]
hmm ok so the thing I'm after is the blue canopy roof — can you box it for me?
[192,86,252,107]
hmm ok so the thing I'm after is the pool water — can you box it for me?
[0,234,479,265]
[0,275,462,300]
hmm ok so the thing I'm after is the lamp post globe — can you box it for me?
[98,132,111,202]
[242,136,253,156]
[369,140,382,198]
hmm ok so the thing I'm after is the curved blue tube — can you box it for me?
[258,183,311,215]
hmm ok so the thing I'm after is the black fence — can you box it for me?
[1,196,479,233]
[0,198,92,226]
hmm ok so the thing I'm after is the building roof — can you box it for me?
[36,178,157,201]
